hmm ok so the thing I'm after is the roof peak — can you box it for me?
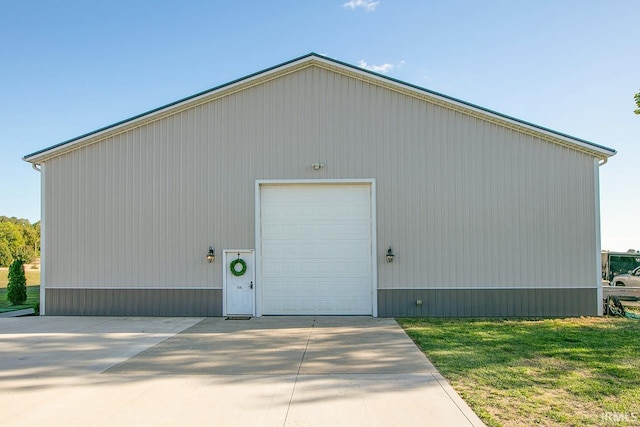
[23,53,616,162]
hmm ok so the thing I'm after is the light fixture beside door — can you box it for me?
[386,247,395,263]
[206,246,215,263]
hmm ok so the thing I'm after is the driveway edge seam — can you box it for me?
[283,316,316,426]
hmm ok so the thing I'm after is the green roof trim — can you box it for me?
[23,52,616,161]
[325,54,615,155]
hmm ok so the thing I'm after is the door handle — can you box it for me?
[249,281,254,289]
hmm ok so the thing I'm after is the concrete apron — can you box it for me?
[0,316,485,427]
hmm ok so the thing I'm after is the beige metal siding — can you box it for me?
[43,65,597,291]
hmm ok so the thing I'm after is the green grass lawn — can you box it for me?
[0,268,40,313]
[0,285,40,312]
[0,267,40,287]
[398,318,640,427]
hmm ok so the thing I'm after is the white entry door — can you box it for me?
[224,250,255,316]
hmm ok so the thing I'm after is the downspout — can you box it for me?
[594,157,608,315]
[30,162,44,314]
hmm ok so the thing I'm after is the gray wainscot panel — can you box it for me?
[46,288,222,316]
[377,288,598,317]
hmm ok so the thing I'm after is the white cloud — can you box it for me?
[358,60,395,74]
[343,0,380,12]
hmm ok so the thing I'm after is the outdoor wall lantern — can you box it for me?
[386,246,395,263]
[312,162,324,170]
[206,246,215,263]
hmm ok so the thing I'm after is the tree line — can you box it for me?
[0,216,40,267]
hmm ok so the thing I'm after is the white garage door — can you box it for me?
[260,183,373,315]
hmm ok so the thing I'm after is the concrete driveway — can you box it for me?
[0,316,484,427]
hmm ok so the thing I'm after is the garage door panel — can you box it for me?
[262,261,371,278]
[263,292,372,315]
[263,278,371,294]
[262,204,371,221]
[261,241,371,259]
[261,222,371,240]
[260,184,373,315]
[262,185,369,204]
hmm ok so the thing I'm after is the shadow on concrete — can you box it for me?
[0,316,486,426]
[105,317,435,377]
[1,317,435,394]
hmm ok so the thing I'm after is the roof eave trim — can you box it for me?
[308,56,616,158]
[23,52,616,163]
[23,52,321,163]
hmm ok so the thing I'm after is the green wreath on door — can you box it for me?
[230,258,247,277]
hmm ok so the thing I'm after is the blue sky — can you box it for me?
[1,0,638,251]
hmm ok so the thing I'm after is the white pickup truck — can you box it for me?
[611,266,640,287]
[603,266,640,301]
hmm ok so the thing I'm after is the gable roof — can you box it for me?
[23,52,616,163]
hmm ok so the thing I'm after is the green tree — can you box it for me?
[0,241,12,267]
[7,259,27,305]
[0,217,39,263]
[0,222,26,257]
[31,221,41,255]
[635,91,640,115]
[22,226,38,252]
[13,246,35,263]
